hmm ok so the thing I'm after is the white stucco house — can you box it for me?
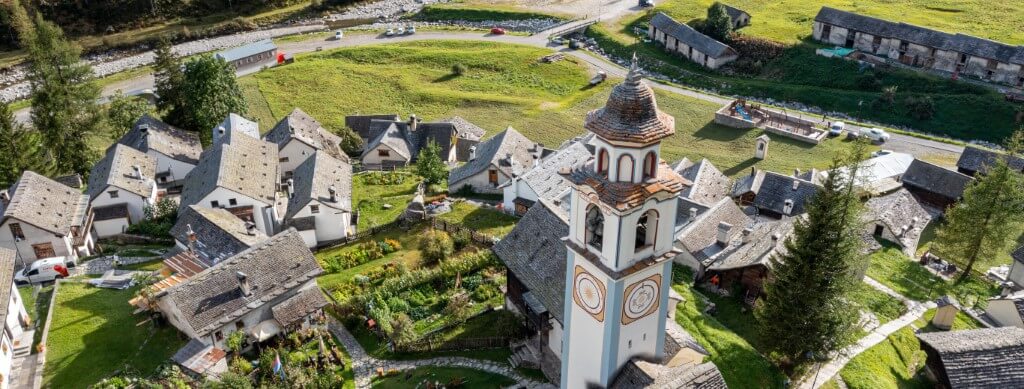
[501,140,590,215]
[283,152,353,247]
[154,230,327,376]
[86,144,159,238]
[179,130,281,236]
[448,127,543,195]
[985,290,1024,329]
[264,108,348,181]
[168,205,268,270]
[212,113,260,145]
[0,248,32,387]
[0,171,94,263]
[118,115,203,190]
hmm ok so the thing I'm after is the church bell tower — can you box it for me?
[560,57,686,388]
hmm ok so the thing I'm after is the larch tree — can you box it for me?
[705,2,733,42]
[933,129,1024,283]
[153,35,187,126]
[755,142,868,366]
[24,13,102,177]
[0,101,49,186]
[180,54,246,144]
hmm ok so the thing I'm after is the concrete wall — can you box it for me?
[0,219,76,263]
[93,218,129,238]
[714,103,757,129]
[89,184,154,226]
[984,299,1024,328]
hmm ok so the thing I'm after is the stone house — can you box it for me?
[215,39,278,70]
[917,327,1024,388]
[118,115,202,190]
[672,197,750,274]
[732,169,820,218]
[263,108,348,181]
[155,230,327,374]
[956,145,1024,177]
[169,205,268,270]
[721,4,750,29]
[812,7,1024,87]
[87,144,159,238]
[900,159,973,209]
[501,140,591,215]
[0,171,95,263]
[359,115,476,169]
[0,248,32,385]
[862,188,934,256]
[283,152,354,247]
[211,113,260,145]
[179,130,281,236]
[649,13,739,70]
[448,127,544,195]
[673,158,734,207]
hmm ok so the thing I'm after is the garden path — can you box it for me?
[327,317,555,389]
[72,255,159,276]
[796,277,935,389]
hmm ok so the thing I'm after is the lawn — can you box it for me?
[915,219,1024,271]
[866,247,998,309]
[240,40,871,178]
[43,283,185,389]
[347,310,515,363]
[672,269,786,389]
[315,224,429,293]
[436,201,518,238]
[352,171,422,229]
[120,259,167,272]
[372,366,516,388]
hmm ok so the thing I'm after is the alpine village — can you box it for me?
[1,0,1024,388]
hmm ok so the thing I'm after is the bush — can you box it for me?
[452,63,467,76]
[471,283,500,302]
[230,357,253,375]
[904,96,936,120]
[408,306,432,321]
[461,274,484,290]
[452,229,472,251]
[420,230,454,263]
[386,296,411,313]
[363,171,408,185]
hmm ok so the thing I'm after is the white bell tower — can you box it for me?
[560,57,684,388]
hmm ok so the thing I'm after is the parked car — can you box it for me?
[334,30,344,40]
[639,0,655,7]
[590,71,607,86]
[396,26,405,35]
[490,27,506,35]
[871,149,894,157]
[407,25,416,34]
[14,256,75,284]
[828,121,846,136]
[385,28,395,37]
[862,127,891,143]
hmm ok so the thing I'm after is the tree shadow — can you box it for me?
[433,73,459,83]
[693,122,749,142]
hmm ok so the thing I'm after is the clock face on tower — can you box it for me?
[621,274,662,325]
[572,266,606,322]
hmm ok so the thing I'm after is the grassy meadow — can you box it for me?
[241,40,873,177]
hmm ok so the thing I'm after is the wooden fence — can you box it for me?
[430,218,499,248]
[398,336,512,353]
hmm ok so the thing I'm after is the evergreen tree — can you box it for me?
[416,140,448,186]
[180,54,246,143]
[705,2,733,42]
[153,35,186,126]
[107,90,154,140]
[0,101,49,186]
[25,13,102,177]
[755,144,868,365]
[934,130,1024,282]
[334,125,363,156]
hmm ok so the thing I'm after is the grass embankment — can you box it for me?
[372,366,516,388]
[411,4,569,22]
[866,247,998,308]
[588,1,1022,143]
[436,201,518,238]
[43,283,185,389]
[351,171,422,229]
[349,309,516,363]
[241,40,873,177]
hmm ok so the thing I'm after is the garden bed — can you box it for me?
[372,365,516,388]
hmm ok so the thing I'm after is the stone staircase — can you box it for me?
[508,339,541,369]
[12,329,34,358]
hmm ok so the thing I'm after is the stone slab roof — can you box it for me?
[901,159,973,201]
[0,249,16,329]
[674,158,733,207]
[449,127,541,185]
[863,188,933,251]
[917,327,1024,388]
[734,170,819,216]
[172,338,227,376]
[346,114,401,140]
[286,152,353,219]
[271,287,328,327]
[814,7,1024,65]
[722,3,748,21]
[362,122,413,161]
[492,202,569,324]
[515,141,592,203]
[585,61,676,144]
[956,145,1024,175]
[707,218,793,271]
[87,144,157,199]
[650,13,737,59]
[158,229,322,337]
[1,171,90,235]
[180,130,279,208]
[121,115,202,165]
[264,108,345,159]
[214,113,260,141]
[444,116,486,141]
[170,205,268,267]
[676,197,753,261]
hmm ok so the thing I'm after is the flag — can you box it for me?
[272,351,286,380]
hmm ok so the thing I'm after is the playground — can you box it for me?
[714,99,828,144]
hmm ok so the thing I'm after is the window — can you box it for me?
[211,200,220,208]
[159,176,168,183]
[643,152,657,179]
[235,321,244,330]
[597,149,609,178]
[310,205,320,214]
[279,157,290,163]
[9,223,24,240]
[214,331,224,341]
[618,155,635,182]
[635,210,659,252]
[108,190,119,199]
[488,170,499,185]
[378,149,390,157]
[229,198,238,206]
[585,206,604,251]
[32,243,55,259]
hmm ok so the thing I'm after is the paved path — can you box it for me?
[797,277,936,389]
[71,255,160,276]
[327,318,554,389]
[8,353,38,389]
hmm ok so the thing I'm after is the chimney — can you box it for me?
[1001,282,1016,297]
[139,124,149,134]
[792,180,800,191]
[783,199,794,215]
[689,207,698,220]
[236,271,252,297]
[186,224,197,253]
[328,185,337,202]
[771,233,781,242]
[286,178,294,199]
[469,146,477,160]
[0,191,9,206]
[742,227,754,243]
[244,221,257,236]
[408,114,418,132]
[911,216,919,226]
[793,168,801,177]
[716,222,733,246]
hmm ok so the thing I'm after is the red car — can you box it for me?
[490,27,506,35]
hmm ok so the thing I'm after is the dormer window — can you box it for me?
[310,205,320,214]
[643,152,657,179]
[586,206,604,251]
[597,149,609,178]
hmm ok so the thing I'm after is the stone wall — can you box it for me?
[714,102,756,129]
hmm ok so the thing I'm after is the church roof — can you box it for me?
[583,58,675,145]
[566,160,690,211]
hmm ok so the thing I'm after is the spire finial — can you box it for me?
[627,52,642,82]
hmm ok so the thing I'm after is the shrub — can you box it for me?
[225,331,245,353]
[462,274,484,290]
[288,350,307,365]
[443,292,473,324]
[452,63,467,76]
[420,230,454,263]
[230,357,253,375]
[471,283,500,302]
[452,229,472,251]
[386,296,411,313]
[904,96,936,120]
[408,306,431,321]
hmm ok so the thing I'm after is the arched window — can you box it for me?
[618,154,635,182]
[586,206,605,251]
[635,209,659,251]
[597,149,609,178]
[643,152,657,179]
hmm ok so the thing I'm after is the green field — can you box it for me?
[43,283,185,389]
[240,40,871,177]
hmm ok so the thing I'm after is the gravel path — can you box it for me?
[327,317,554,389]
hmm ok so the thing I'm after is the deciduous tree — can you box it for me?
[180,55,246,143]
[416,140,448,187]
[934,129,1024,282]
[705,2,733,42]
[107,90,153,140]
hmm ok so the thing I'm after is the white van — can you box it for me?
[15,256,76,284]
